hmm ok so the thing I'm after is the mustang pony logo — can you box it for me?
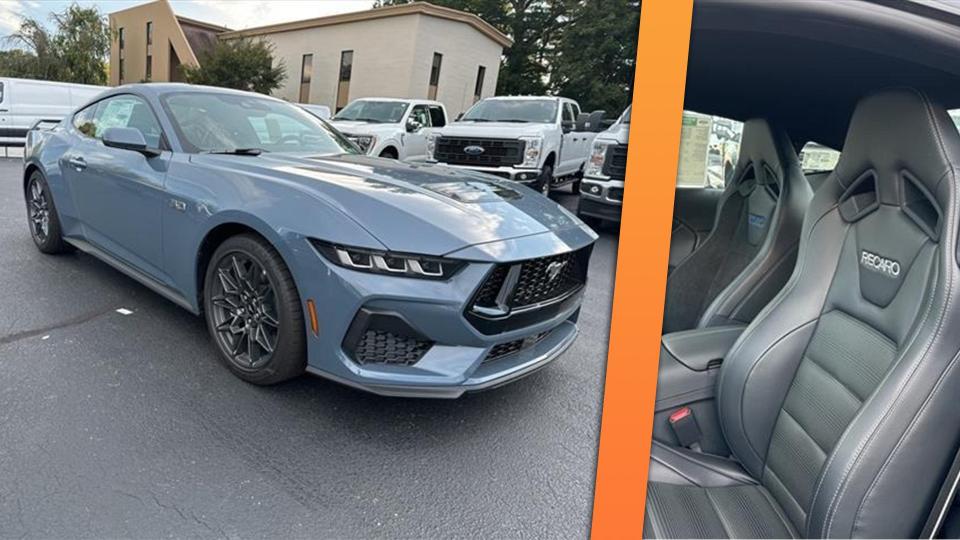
[860,250,901,278]
[545,260,567,283]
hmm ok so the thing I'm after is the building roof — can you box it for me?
[217,1,513,48]
[175,15,232,33]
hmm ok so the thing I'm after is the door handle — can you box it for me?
[67,155,86,171]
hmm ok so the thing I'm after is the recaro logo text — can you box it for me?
[860,250,901,278]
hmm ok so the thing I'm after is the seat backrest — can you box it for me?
[662,119,812,333]
[717,88,960,538]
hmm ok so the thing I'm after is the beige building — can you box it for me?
[108,1,511,116]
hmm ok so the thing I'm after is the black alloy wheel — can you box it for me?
[204,234,306,385]
[26,172,70,254]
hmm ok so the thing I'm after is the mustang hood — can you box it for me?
[192,153,590,257]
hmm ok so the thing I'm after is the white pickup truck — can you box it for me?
[578,106,630,224]
[425,96,603,194]
[328,97,447,161]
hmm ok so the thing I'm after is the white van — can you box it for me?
[0,78,106,146]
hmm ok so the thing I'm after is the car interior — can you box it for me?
[648,1,960,537]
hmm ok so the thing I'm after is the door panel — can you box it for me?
[403,105,431,160]
[669,186,724,271]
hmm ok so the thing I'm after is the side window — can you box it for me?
[563,103,576,123]
[72,104,99,138]
[428,105,445,127]
[410,105,431,128]
[91,95,163,148]
[677,111,743,188]
[798,142,841,173]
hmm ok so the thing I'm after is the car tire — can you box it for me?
[535,164,554,196]
[379,148,399,159]
[203,234,306,386]
[25,171,71,254]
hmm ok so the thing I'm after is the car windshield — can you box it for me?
[160,91,359,155]
[460,99,558,123]
[333,100,409,123]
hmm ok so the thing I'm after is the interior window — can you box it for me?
[92,95,163,148]
[677,111,743,188]
[799,141,841,173]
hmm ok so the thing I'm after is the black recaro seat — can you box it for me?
[662,119,813,334]
[645,89,960,538]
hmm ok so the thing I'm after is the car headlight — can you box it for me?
[519,136,542,168]
[311,240,465,280]
[426,133,438,161]
[347,134,377,154]
[586,141,612,178]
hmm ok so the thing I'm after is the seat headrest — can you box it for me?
[834,88,960,212]
[730,118,799,192]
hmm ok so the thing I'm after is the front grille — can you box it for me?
[353,329,432,366]
[603,144,628,180]
[511,251,585,307]
[472,247,589,312]
[484,332,549,364]
[435,137,525,167]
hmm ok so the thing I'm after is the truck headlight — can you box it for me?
[348,134,377,154]
[426,133,438,161]
[519,136,542,168]
[311,240,465,280]
[586,141,612,178]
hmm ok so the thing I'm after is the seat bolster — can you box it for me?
[649,440,757,487]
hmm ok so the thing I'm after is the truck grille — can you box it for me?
[602,144,628,180]
[434,137,525,167]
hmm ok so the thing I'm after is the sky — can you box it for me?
[0,0,376,40]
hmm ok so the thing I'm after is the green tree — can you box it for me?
[2,4,110,84]
[182,39,286,95]
[551,0,640,114]
[374,0,568,96]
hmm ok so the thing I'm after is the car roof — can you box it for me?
[686,0,960,148]
[348,97,443,106]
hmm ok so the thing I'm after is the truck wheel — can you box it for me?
[379,148,399,159]
[571,167,584,194]
[535,164,554,196]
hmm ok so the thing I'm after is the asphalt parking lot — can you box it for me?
[0,158,618,538]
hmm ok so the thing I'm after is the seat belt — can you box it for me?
[921,444,960,538]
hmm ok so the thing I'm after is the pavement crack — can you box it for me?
[0,306,118,346]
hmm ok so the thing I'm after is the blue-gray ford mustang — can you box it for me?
[22,84,597,398]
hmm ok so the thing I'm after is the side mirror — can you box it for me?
[406,119,422,133]
[575,113,590,132]
[561,120,575,134]
[102,127,160,157]
[588,110,608,132]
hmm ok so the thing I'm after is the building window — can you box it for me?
[146,21,153,45]
[336,50,353,112]
[428,52,442,100]
[118,27,124,50]
[473,65,485,103]
[145,55,152,81]
[119,59,124,83]
[299,53,313,103]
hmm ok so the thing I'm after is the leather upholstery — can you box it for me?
[663,119,813,333]
[646,89,960,538]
